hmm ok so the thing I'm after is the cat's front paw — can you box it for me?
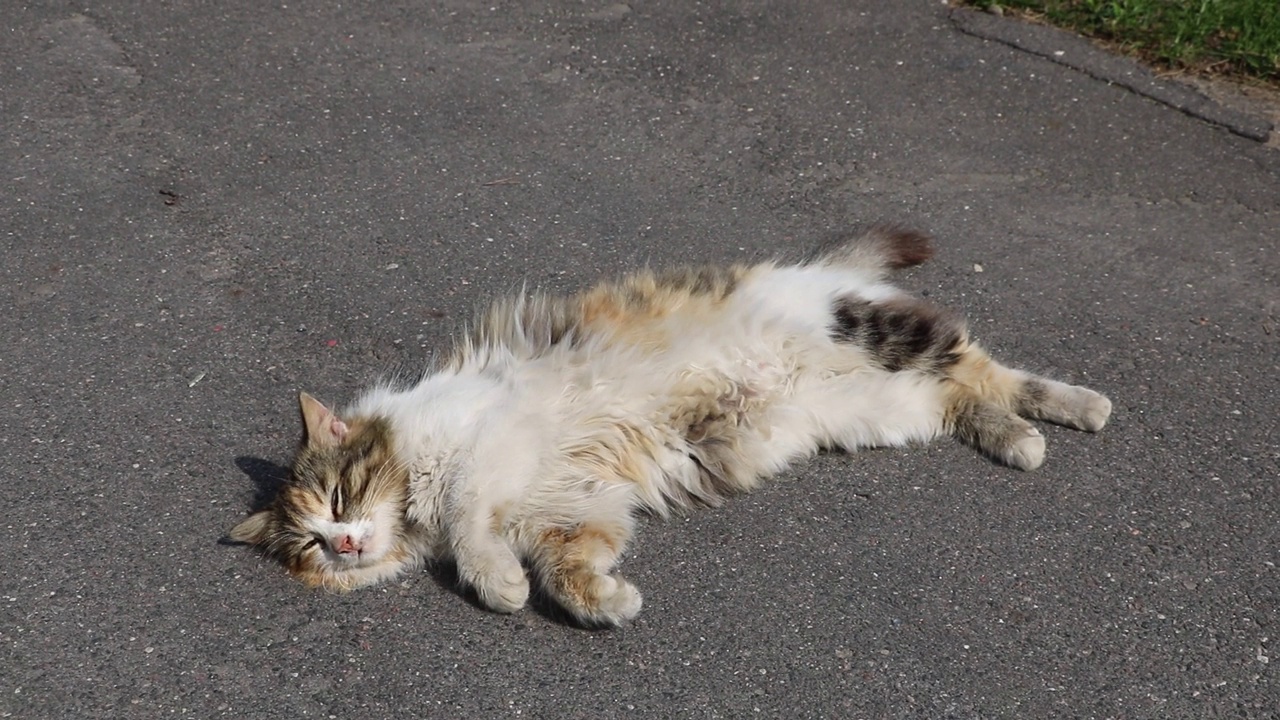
[471,563,531,614]
[581,574,643,626]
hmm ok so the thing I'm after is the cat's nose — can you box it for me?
[332,534,362,555]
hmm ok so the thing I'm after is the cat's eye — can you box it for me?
[302,536,323,551]
[330,485,344,520]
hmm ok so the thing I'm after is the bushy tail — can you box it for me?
[808,225,934,277]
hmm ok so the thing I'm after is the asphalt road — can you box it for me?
[3,2,1277,718]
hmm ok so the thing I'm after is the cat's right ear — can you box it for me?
[228,510,272,546]
[299,391,349,449]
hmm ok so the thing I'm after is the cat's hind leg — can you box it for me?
[946,394,1047,470]
[943,344,1112,469]
[529,520,641,627]
[1014,376,1112,433]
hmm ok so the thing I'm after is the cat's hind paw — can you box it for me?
[1034,382,1112,433]
[1002,426,1046,471]
[1074,390,1112,432]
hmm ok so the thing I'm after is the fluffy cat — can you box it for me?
[229,227,1111,626]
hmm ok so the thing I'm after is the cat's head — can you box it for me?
[229,392,413,590]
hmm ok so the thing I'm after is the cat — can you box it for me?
[228,227,1111,626]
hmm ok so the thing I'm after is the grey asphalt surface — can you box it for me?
[3,1,1277,718]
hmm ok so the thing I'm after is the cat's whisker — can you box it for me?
[364,457,410,505]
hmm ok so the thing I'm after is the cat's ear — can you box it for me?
[228,510,273,546]
[299,391,349,449]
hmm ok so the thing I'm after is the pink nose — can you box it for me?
[332,534,362,555]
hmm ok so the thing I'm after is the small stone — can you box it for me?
[587,3,631,21]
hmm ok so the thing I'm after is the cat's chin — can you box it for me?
[296,552,413,591]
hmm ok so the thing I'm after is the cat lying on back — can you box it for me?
[229,227,1111,626]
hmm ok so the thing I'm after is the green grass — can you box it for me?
[975,0,1280,82]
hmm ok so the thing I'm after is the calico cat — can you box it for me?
[229,227,1111,626]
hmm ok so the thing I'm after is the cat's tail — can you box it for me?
[807,225,934,277]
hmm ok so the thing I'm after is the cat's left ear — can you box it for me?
[299,391,349,449]
[228,510,272,546]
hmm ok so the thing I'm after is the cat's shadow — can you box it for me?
[226,456,589,628]
[215,456,289,548]
[232,456,289,513]
[422,559,585,628]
